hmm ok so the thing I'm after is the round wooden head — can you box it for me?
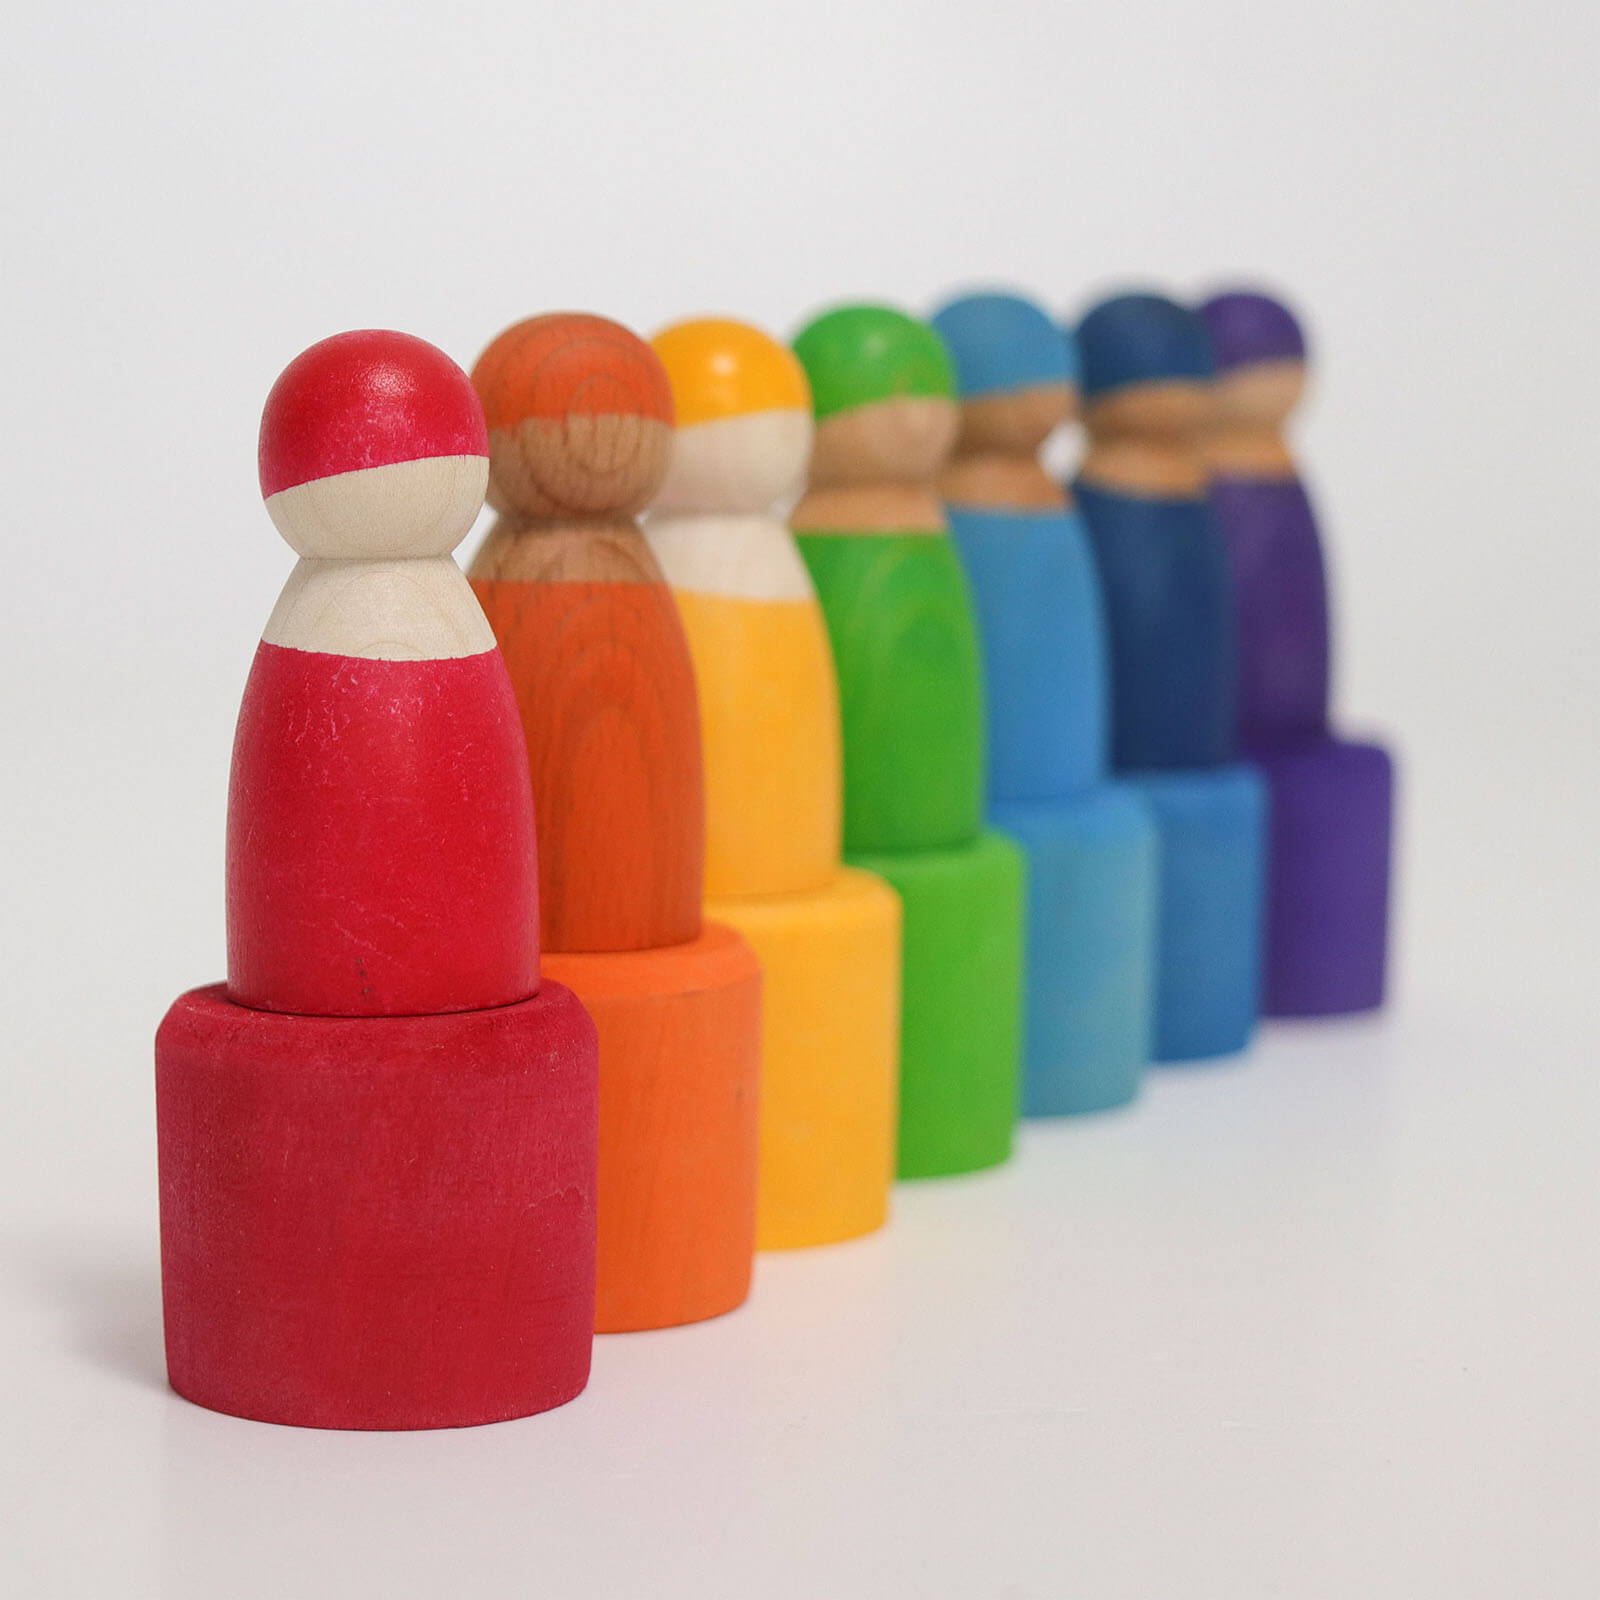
[472,313,675,520]
[1076,292,1216,439]
[791,305,959,486]
[649,318,813,515]
[930,291,1079,455]
[258,330,488,559]
[1199,289,1309,430]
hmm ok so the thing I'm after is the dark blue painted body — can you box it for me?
[1074,481,1238,771]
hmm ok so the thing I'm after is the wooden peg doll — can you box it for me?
[157,330,598,1430]
[469,313,761,1331]
[647,316,902,1248]
[1199,289,1394,1015]
[1073,292,1267,1061]
[932,291,1157,1115]
[790,304,1024,1179]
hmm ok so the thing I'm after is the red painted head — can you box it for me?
[259,330,490,559]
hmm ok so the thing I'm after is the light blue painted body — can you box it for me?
[992,786,1157,1114]
[948,505,1107,801]
[947,501,1158,1115]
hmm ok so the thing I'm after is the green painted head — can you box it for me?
[792,305,956,421]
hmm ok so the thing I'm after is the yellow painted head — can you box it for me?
[650,318,815,514]
[652,318,811,425]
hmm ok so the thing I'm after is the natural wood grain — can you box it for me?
[473,312,675,519]
[790,482,947,533]
[485,413,674,520]
[939,454,1066,510]
[954,382,1076,455]
[265,454,489,560]
[1079,375,1211,497]
[1209,358,1307,428]
[652,409,813,516]
[472,516,666,585]
[808,397,960,487]
[645,510,816,602]
[1203,429,1298,479]
[1082,380,1209,438]
[1203,360,1305,480]
[1076,436,1209,498]
[261,556,496,660]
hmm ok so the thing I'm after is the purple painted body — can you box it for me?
[1209,474,1330,752]
[1200,286,1395,1018]
[1208,458,1393,1018]
[1257,738,1393,1015]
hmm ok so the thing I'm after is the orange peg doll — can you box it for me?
[470,313,762,1332]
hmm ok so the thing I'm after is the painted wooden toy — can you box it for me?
[469,313,761,1331]
[931,292,1157,1114]
[1199,289,1394,1014]
[1073,293,1266,1061]
[156,330,599,1430]
[646,317,902,1248]
[791,304,1023,1178]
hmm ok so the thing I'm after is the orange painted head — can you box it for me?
[473,313,676,520]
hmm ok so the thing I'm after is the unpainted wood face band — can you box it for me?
[790,483,947,534]
[486,415,673,520]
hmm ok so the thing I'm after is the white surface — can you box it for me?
[1,3,1595,1596]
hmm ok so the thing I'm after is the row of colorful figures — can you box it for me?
[155,288,1395,1431]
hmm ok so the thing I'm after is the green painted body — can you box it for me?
[797,530,986,853]
[853,830,1025,1177]
[793,302,1023,1177]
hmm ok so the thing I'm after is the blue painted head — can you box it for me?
[1198,289,1307,372]
[930,292,1079,399]
[1075,293,1215,398]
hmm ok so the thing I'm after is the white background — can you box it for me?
[2,3,1595,1596]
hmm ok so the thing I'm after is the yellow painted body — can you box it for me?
[673,589,843,899]
[709,867,902,1249]
[651,316,902,1251]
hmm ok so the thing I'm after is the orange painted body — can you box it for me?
[472,311,761,1332]
[544,923,762,1333]
[473,576,705,954]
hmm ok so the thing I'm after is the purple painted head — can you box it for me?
[1198,291,1307,373]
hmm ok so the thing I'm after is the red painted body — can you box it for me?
[258,329,488,496]
[157,982,599,1430]
[225,641,540,1016]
